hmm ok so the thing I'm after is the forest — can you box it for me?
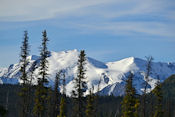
[0,30,175,117]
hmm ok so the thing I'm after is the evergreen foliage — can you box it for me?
[33,30,49,117]
[161,75,175,98]
[20,30,30,84]
[19,31,31,117]
[72,50,87,117]
[38,30,49,85]
[0,105,7,117]
[121,72,139,117]
[86,88,95,117]
[52,71,61,117]
[47,87,54,117]
[1,81,175,117]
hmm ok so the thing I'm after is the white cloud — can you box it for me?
[62,21,175,39]
[0,0,174,21]
[0,0,174,38]
[0,0,116,21]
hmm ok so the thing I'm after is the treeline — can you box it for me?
[0,83,175,117]
[0,30,175,117]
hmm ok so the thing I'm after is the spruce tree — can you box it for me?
[121,72,139,117]
[20,31,30,84]
[153,77,163,117]
[33,30,49,117]
[19,30,30,117]
[72,50,87,117]
[86,87,95,117]
[38,30,49,85]
[52,71,61,117]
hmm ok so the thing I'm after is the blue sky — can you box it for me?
[0,0,175,67]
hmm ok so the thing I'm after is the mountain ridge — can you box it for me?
[0,49,175,96]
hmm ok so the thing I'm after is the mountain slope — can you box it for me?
[0,49,175,96]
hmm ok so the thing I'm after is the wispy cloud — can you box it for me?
[72,21,175,38]
[0,0,174,21]
[0,0,175,38]
[0,0,115,21]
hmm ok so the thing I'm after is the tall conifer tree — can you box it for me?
[121,72,139,117]
[33,30,49,117]
[20,31,30,84]
[72,50,87,117]
[19,31,30,117]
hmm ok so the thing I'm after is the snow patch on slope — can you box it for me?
[0,68,8,77]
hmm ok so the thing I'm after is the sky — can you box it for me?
[0,0,175,67]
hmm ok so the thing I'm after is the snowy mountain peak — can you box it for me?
[112,57,145,66]
[52,49,78,55]
[106,57,140,73]
[0,50,175,96]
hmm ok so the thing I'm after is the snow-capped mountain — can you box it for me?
[0,49,175,96]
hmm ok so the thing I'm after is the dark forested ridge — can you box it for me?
[0,84,123,117]
[162,74,175,99]
[0,74,175,117]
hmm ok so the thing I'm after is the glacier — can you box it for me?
[0,49,175,96]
